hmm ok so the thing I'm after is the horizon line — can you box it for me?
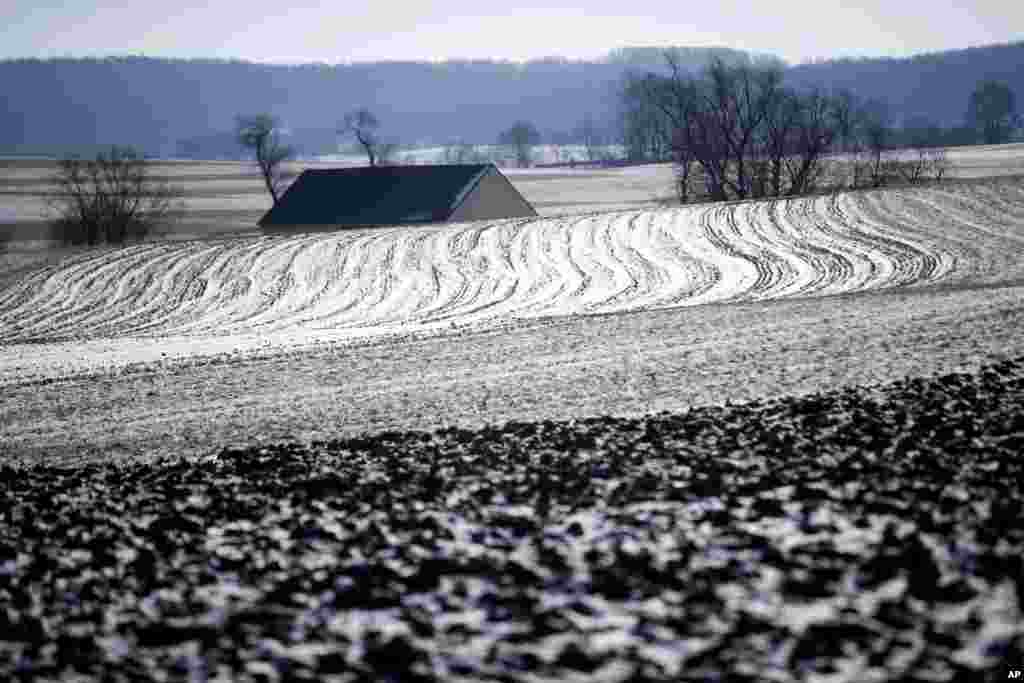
[2,39,1022,68]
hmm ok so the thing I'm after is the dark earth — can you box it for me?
[2,357,1022,681]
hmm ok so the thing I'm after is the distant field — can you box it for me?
[3,144,1024,247]
[0,162,666,245]
[0,158,315,244]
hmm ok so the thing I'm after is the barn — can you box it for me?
[258,163,537,231]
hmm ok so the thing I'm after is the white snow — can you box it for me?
[1,181,1021,385]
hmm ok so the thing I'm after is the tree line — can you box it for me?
[42,68,1019,246]
[38,50,1021,245]
[616,53,1017,202]
[3,42,1021,159]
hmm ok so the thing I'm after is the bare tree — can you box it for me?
[637,59,713,200]
[235,114,295,206]
[644,69,699,201]
[893,150,928,184]
[892,147,951,185]
[754,85,801,197]
[340,108,396,166]
[643,53,786,201]
[46,145,183,245]
[967,80,1019,145]
[670,134,699,203]
[925,148,951,182]
[783,88,841,195]
[574,116,605,162]
[631,51,920,202]
[859,99,894,188]
[830,89,860,153]
[703,57,784,199]
[620,73,674,162]
[498,121,541,167]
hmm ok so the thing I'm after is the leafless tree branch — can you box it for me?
[45,146,183,245]
[236,114,295,205]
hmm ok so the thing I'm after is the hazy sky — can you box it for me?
[2,0,1021,65]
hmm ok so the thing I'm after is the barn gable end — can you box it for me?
[448,166,538,223]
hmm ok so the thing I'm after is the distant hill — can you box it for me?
[1,42,1021,157]
[786,41,1024,128]
[0,48,750,158]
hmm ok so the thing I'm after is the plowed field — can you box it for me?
[2,180,1021,386]
[1,169,1023,681]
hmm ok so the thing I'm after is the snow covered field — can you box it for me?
[3,143,1023,238]
[1,151,1023,681]
[0,150,1019,458]
[0,173,1021,462]
[1,180,1022,383]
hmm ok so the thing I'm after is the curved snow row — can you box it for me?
[0,182,1021,351]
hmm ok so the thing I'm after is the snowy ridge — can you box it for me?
[0,182,1021,382]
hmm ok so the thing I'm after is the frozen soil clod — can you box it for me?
[2,357,1022,681]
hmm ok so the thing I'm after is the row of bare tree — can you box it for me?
[43,56,976,246]
[43,109,393,246]
[621,55,950,203]
[235,109,395,207]
[236,109,566,210]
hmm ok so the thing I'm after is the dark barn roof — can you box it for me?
[259,163,535,228]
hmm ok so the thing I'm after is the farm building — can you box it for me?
[259,163,537,231]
